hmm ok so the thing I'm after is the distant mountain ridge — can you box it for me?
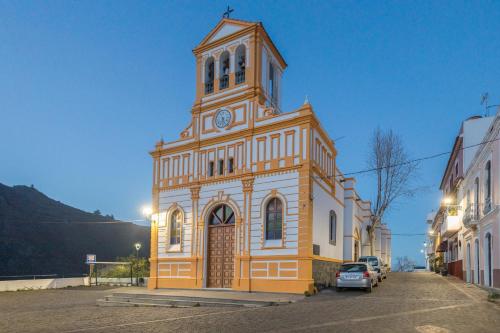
[0,183,150,277]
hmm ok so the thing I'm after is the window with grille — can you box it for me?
[218,159,224,175]
[208,161,214,177]
[170,210,181,245]
[266,198,283,240]
[329,210,337,245]
[209,205,235,225]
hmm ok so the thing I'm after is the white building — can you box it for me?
[147,17,391,294]
[427,112,500,288]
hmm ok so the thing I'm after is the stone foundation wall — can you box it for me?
[312,260,342,288]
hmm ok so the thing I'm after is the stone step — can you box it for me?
[96,299,189,308]
[97,293,275,308]
[111,292,280,306]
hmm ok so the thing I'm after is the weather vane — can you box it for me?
[222,5,234,18]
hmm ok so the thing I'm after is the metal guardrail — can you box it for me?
[0,274,87,281]
[463,201,495,229]
[463,205,477,228]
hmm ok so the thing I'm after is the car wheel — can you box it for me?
[378,276,382,282]
[336,287,342,292]
[365,283,372,293]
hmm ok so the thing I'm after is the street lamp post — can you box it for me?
[133,204,153,287]
[134,242,141,286]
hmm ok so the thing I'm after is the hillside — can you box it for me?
[0,183,150,277]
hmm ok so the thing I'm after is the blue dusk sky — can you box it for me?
[1,1,499,265]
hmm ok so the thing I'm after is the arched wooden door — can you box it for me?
[207,204,235,288]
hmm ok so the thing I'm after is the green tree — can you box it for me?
[101,255,149,278]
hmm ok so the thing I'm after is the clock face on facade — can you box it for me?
[215,109,232,128]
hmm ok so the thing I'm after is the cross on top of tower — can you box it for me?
[222,6,234,18]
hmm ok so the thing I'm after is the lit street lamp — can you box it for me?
[142,205,152,218]
[442,197,452,205]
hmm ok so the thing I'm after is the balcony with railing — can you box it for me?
[462,204,478,229]
[205,81,214,94]
[219,75,229,90]
[235,71,245,84]
[440,206,460,237]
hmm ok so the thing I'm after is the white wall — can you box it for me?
[343,197,354,261]
[312,181,344,260]
[158,171,300,259]
[0,277,89,292]
[463,116,494,172]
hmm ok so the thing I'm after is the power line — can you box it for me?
[315,135,500,179]
[391,233,426,236]
[36,221,137,224]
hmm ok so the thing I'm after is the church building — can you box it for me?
[148,17,389,294]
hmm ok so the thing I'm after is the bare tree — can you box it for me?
[367,128,419,254]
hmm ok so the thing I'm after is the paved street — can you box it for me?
[1,273,499,333]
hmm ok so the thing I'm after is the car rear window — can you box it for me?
[359,257,378,266]
[340,264,367,272]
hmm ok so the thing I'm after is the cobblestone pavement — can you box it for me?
[1,273,500,333]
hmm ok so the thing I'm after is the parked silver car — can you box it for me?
[336,262,378,292]
[358,256,387,282]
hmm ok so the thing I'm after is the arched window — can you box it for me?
[235,44,246,84]
[265,198,283,240]
[169,210,182,245]
[204,57,214,94]
[269,62,275,101]
[474,177,480,219]
[219,51,230,90]
[209,204,235,225]
[329,210,337,245]
[484,161,492,213]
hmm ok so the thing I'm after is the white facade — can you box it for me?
[427,111,500,288]
[148,18,391,294]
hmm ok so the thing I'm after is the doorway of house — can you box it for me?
[206,204,235,288]
[475,239,480,284]
[485,233,492,287]
[466,242,471,283]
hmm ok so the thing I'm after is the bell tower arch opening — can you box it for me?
[204,56,215,94]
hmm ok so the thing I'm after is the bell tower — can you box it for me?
[191,18,287,115]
